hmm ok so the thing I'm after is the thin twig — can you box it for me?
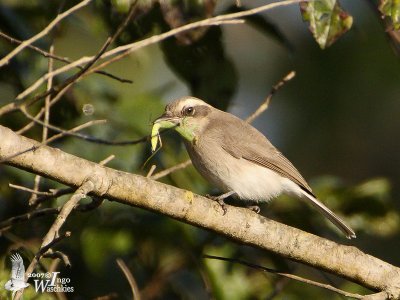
[25,36,113,108]
[109,1,139,45]
[150,160,192,180]
[85,20,245,77]
[13,181,93,300]
[18,230,72,295]
[0,0,92,67]
[9,183,54,196]
[245,70,296,123]
[20,107,151,146]
[11,0,302,104]
[99,155,116,165]
[16,106,45,134]
[41,179,95,248]
[61,135,149,146]
[17,81,79,135]
[0,31,132,83]
[29,45,55,205]
[13,230,72,300]
[0,208,60,230]
[41,231,72,256]
[0,118,106,164]
[0,34,113,123]
[75,197,104,212]
[146,165,157,178]
[116,258,141,300]
[204,255,363,299]
[30,171,43,204]
[32,188,73,207]
[20,107,106,140]
[0,31,69,62]
[30,155,112,208]
[15,1,139,106]
[43,250,71,267]
[2,197,103,232]
[43,45,53,148]
[140,258,185,299]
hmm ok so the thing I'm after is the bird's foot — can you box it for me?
[206,191,236,215]
[246,205,261,214]
[206,194,227,215]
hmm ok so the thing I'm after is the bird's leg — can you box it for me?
[206,191,236,215]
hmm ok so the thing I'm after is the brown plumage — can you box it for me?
[154,96,355,239]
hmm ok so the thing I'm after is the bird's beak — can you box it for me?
[151,114,181,152]
[151,112,197,151]
[152,113,181,129]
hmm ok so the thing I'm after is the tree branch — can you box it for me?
[0,124,399,298]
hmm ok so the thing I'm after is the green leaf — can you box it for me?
[379,0,400,30]
[300,0,353,49]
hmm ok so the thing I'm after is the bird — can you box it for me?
[152,96,356,239]
[4,253,30,299]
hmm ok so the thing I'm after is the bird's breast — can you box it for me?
[184,139,287,202]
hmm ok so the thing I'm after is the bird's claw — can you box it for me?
[206,194,228,215]
[247,205,260,214]
[217,198,228,215]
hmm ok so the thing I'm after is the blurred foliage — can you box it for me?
[0,0,400,299]
[379,0,400,30]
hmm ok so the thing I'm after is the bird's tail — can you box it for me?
[300,190,356,239]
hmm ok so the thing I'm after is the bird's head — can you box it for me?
[153,97,213,144]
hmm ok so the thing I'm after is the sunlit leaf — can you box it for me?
[300,0,353,48]
[379,0,400,30]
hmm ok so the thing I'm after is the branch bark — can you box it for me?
[1,124,400,298]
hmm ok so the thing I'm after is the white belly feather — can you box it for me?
[185,141,302,202]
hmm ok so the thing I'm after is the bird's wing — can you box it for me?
[214,113,314,195]
[10,253,25,280]
[242,150,314,196]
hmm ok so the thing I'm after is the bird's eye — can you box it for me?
[183,106,195,116]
